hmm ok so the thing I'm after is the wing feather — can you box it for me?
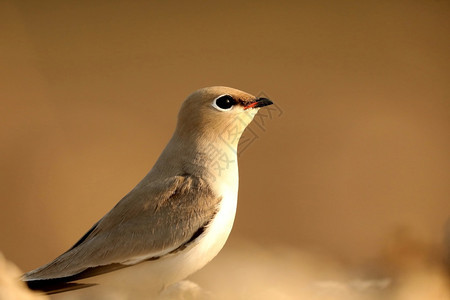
[24,175,220,283]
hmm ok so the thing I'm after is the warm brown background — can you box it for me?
[1,0,449,283]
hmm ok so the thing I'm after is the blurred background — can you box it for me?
[1,0,449,299]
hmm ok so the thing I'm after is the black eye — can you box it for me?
[212,94,236,111]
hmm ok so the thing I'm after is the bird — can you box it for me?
[22,86,274,298]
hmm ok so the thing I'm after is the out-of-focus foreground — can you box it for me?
[1,235,449,299]
[1,1,449,299]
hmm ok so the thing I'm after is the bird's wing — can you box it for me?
[24,175,220,282]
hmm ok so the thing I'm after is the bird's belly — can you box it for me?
[67,189,238,299]
[162,186,238,284]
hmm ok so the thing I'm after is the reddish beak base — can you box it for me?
[243,97,274,110]
[244,102,258,110]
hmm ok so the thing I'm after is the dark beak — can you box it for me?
[244,97,274,110]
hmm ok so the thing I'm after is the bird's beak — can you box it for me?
[243,98,274,110]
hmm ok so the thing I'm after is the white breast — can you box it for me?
[181,184,238,269]
[158,182,238,285]
[151,161,240,289]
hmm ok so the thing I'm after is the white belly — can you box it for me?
[58,186,238,299]
[157,185,238,285]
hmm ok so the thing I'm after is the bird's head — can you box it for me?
[175,86,273,148]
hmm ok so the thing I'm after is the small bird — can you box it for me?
[23,86,273,297]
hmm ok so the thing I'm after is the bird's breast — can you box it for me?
[160,183,238,283]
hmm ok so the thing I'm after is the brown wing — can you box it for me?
[24,175,220,284]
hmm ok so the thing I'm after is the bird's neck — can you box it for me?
[148,131,240,190]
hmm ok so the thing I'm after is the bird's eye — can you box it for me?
[212,94,236,111]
